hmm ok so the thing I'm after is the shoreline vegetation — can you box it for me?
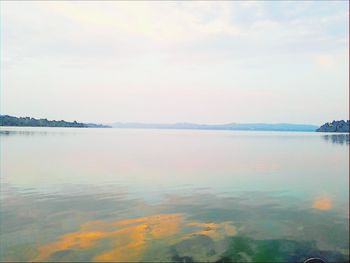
[0,115,110,128]
[316,120,350,133]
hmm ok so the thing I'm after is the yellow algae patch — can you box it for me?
[149,214,184,239]
[187,222,220,239]
[312,196,333,211]
[33,231,108,261]
[33,214,183,262]
[33,214,237,262]
[94,214,183,262]
[93,224,148,262]
[186,221,236,240]
[222,221,237,236]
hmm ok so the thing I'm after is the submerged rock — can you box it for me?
[316,120,349,132]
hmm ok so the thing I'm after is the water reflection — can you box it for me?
[0,128,348,262]
[0,129,71,137]
[0,127,92,137]
[322,134,350,145]
[1,185,348,262]
[312,196,333,211]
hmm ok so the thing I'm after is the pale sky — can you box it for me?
[1,1,348,125]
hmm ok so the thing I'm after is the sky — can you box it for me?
[1,1,349,125]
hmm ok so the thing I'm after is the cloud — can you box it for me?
[43,2,241,44]
[1,1,348,123]
[2,1,347,64]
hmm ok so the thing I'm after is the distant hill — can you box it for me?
[110,122,318,132]
[316,120,350,132]
[0,115,110,128]
[1,115,322,131]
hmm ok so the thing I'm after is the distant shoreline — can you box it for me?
[0,115,110,128]
[0,115,318,132]
[108,122,318,132]
[3,115,348,133]
[0,126,322,133]
[3,126,350,135]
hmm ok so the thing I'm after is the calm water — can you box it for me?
[0,128,349,262]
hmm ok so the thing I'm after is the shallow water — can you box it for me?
[0,127,349,262]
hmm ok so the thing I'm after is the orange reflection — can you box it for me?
[312,196,333,211]
[33,214,237,262]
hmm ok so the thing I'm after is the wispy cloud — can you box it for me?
[1,1,348,123]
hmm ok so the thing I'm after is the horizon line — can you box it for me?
[0,114,327,127]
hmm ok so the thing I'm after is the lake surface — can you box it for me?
[0,127,349,262]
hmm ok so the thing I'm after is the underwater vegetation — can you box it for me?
[215,236,348,263]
